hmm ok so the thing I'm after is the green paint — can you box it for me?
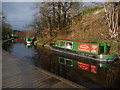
[25,37,33,42]
[52,39,107,54]
[50,39,117,60]
[51,55,114,74]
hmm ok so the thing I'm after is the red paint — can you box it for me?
[78,44,90,52]
[90,65,97,73]
[78,62,90,71]
[78,62,97,74]
[27,43,31,44]
[91,45,98,53]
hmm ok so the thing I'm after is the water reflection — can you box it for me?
[2,38,120,88]
[31,47,52,71]
[3,39,36,64]
[50,51,120,88]
[2,40,13,52]
[26,44,33,48]
[13,38,25,44]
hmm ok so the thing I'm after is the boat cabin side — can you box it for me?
[50,39,110,55]
[25,37,33,42]
[25,37,33,44]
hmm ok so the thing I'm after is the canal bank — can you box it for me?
[2,38,14,43]
[2,50,87,88]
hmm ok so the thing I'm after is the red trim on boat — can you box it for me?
[57,38,86,42]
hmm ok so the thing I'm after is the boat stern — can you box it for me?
[99,54,118,61]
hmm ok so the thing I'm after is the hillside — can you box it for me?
[57,6,107,41]
[35,6,120,55]
[56,6,119,54]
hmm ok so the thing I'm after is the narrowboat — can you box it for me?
[51,52,115,74]
[25,37,33,44]
[26,44,33,48]
[50,39,118,62]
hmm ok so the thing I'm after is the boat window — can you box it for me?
[66,59,73,66]
[59,58,65,64]
[66,42,73,49]
[59,57,73,67]
[60,41,66,46]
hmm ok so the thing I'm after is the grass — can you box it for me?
[35,6,120,55]
[79,6,104,16]
[74,6,104,21]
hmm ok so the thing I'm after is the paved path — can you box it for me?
[2,50,88,88]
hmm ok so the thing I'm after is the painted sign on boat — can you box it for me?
[91,45,98,53]
[78,62,97,74]
[78,44,90,52]
[90,65,97,74]
[78,62,90,71]
[78,43,98,54]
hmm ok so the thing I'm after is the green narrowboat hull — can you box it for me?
[50,39,118,62]
[51,46,116,62]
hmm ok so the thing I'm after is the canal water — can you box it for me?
[2,38,120,89]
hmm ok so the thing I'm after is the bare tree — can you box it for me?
[61,2,72,27]
[30,2,82,38]
[2,14,12,39]
[51,2,56,29]
[40,2,53,37]
[104,2,119,39]
[57,2,62,30]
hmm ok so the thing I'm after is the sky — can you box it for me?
[2,2,103,31]
[2,2,39,31]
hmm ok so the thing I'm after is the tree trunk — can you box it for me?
[62,2,67,27]
[52,2,56,29]
[48,16,52,37]
[58,2,62,30]
[104,2,119,39]
[62,2,72,27]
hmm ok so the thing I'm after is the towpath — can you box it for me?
[2,50,88,88]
